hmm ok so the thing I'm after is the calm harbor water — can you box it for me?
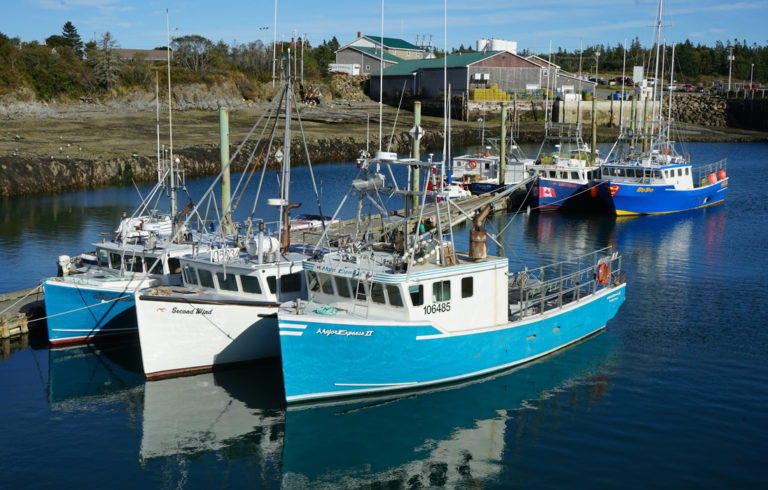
[1,142,767,488]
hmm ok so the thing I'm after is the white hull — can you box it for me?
[135,293,281,378]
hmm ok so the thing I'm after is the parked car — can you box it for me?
[695,86,705,93]
[683,84,694,92]
[666,84,677,91]
[608,77,633,86]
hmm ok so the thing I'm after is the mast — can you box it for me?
[667,42,675,146]
[650,0,663,142]
[283,50,292,207]
[166,9,177,233]
[155,72,161,184]
[378,0,384,153]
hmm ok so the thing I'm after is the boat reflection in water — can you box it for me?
[52,321,619,486]
[47,338,144,410]
[139,361,285,483]
[281,331,621,488]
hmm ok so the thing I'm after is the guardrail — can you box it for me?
[508,246,623,320]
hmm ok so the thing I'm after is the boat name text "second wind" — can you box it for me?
[171,307,213,315]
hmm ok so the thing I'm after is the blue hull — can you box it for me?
[278,284,626,403]
[600,178,728,215]
[44,280,137,345]
[536,178,602,212]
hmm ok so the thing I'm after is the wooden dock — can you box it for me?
[0,285,44,340]
[293,176,534,247]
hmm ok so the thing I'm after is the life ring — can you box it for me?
[598,263,610,285]
[468,159,478,169]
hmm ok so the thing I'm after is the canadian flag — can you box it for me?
[539,187,555,198]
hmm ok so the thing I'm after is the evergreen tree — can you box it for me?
[89,32,121,90]
[62,21,84,59]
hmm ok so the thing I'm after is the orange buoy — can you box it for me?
[708,173,717,185]
[598,263,610,285]
[590,186,599,198]
[718,169,726,180]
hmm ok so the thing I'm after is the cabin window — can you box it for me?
[386,285,403,307]
[370,282,386,304]
[216,272,238,291]
[677,168,683,177]
[307,271,320,292]
[97,249,109,267]
[461,277,473,298]
[168,258,181,274]
[353,280,368,301]
[241,275,262,294]
[335,277,351,297]
[549,171,556,178]
[198,269,215,289]
[125,256,143,273]
[644,169,652,179]
[570,171,579,180]
[319,273,334,295]
[183,265,198,285]
[144,257,162,274]
[432,280,451,302]
[109,253,122,270]
[539,171,546,177]
[409,285,424,306]
[654,170,662,179]
[266,276,277,293]
[280,273,303,293]
[685,168,689,175]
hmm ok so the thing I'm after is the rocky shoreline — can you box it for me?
[1,92,766,198]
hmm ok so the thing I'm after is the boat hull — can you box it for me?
[135,293,281,379]
[600,178,728,215]
[43,278,141,345]
[278,284,626,403]
[536,178,602,212]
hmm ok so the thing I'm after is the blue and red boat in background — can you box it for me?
[598,123,728,216]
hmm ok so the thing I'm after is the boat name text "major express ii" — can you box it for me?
[316,328,374,337]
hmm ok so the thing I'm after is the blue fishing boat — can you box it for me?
[44,52,216,345]
[597,0,728,216]
[598,147,728,215]
[277,154,626,404]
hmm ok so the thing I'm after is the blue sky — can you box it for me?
[3,0,767,54]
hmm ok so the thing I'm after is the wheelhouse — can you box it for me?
[302,254,508,327]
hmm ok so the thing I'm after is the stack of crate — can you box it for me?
[470,83,512,101]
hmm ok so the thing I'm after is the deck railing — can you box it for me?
[695,159,728,187]
[508,246,623,320]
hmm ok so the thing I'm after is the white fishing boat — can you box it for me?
[135,50,330,379]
